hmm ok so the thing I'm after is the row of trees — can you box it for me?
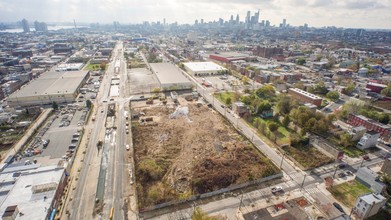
[290,106,333,135]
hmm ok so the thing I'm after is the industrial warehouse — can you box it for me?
[149,63,192,91]
[7,70,89,107]
[183,62,227,76]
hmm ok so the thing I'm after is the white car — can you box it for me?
[271,186,283,194]
[125,144,130,150]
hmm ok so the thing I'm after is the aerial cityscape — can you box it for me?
[0,1,391,220]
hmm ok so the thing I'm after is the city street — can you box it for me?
[67,42,123,220]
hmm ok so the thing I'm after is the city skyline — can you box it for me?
[0,0,390,29]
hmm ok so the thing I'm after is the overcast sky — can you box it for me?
[0,0,390,29]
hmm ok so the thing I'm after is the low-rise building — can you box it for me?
[149,63,193,91]
[355,167,386,193]
[366,82,387,94]
[288,88,323,107]
[7,70,89,107]
[0,165,68,220]
[348,114,391,141]
[183,62,227,76]
[349,126,367,141]
[357,131,380,150]
[232,102,248,117]
[353,193,387,219]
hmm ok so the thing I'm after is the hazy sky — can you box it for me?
[0,0,390,29]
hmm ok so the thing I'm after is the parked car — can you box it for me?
[338,163,346,169]
[345,171,353,176]
[333,202,345,213]
[126,144,130,151]
[271,186,283,194]
[338,173,346,178]
[363,155,370,161]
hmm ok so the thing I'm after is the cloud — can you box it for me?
[0,0,389,29]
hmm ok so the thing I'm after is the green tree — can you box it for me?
[241,76,250,85]
[255,84,275,99]
[326,91,340,101]
[52,101,58,110]
[282,115,290,127]
[256,100,272,114]
[313,81,328,95]
[268,122,279,142]
[381,83,391,97]
[225,97,232,106]
[296,57,306,65]
[275,95,293,115]
[258,121,267,135]
[152,87,161,94]
[343,82,356,95]
[340,133,352,148]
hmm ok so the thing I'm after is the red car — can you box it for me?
[363,155,370,161]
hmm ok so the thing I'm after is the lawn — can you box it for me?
[329,136,364,158]
[214,92,236,104]
[84,63,102,71]
[328,180,372,208]
[282,145,333,170]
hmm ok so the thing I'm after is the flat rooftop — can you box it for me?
[212,52,250,59]
[149,63,192,85]
[8,70,89,98]
[289,88,322,100]
[0,165,64,220]
[184,62,227,72]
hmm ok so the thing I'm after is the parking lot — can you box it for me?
[127,68,160,95]
[39,107,85,159]
[10,72,99,165]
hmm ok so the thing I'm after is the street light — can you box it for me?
[280,153,286,169]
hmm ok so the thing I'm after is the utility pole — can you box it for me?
[300,174,307,190]
[333,165,339,179]
[239,191,244,210]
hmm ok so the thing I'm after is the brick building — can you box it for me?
[288,88,323,107]
[366,82,387,94]
[348,114,391,141]
[252,46,283,58]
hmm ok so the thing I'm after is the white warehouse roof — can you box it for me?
[184,62,227,72]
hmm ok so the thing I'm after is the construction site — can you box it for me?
[132,100,280,208]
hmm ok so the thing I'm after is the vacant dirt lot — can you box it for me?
[132,103,279,208]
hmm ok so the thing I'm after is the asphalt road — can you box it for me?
[99,42,128,220]
[70,42,122,220]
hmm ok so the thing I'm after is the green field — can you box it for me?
[84,63,101,71]
[328,180,372,207]
[214,92,236,104]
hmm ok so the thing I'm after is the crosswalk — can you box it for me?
[304,185,322,195]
